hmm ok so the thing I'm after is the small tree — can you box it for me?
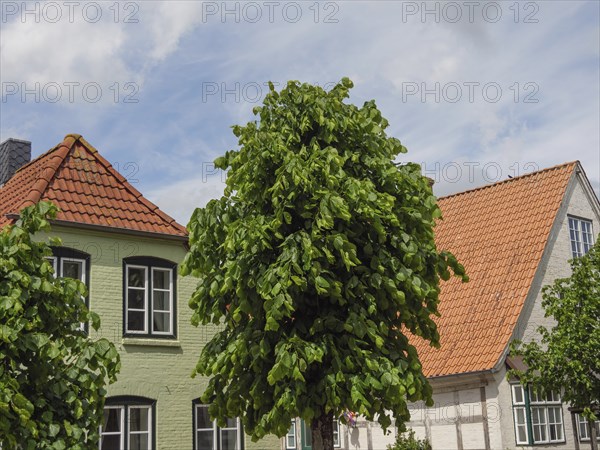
[183,79,466,450]
[0,202,121,449]
[510,237,600,449]
[387,429,432,450]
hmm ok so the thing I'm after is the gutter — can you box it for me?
[5,213,189,244]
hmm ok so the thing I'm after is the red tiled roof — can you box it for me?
[416,162,577,377]
[0,134,187,238]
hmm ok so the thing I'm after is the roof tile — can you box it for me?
[416,162,576,377]
[0,135,187,238]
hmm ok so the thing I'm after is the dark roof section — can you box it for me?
[0,138,31,186]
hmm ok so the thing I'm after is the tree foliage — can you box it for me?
[510,236,600,420]
[0,202,120,449]
[182,79,466,448]
[387,429,432,450]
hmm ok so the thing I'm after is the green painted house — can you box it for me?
[0,135,280,450]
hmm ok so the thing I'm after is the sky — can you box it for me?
[1,0,599,225]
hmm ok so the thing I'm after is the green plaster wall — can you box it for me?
[38,225,280,450]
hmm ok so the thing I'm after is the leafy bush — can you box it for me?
[387,430,432,450]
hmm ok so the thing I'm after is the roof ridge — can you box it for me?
[18,135,78,209]
[74,136,187,234]
[438,160,579,201]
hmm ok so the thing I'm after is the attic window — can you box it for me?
[568,216,594,258]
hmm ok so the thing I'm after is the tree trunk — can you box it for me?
[311,411,334,450]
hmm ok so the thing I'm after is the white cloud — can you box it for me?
[147,173,226,225]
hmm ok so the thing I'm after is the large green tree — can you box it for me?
[182,79,466,449]
[511,237,600,448]
[0,202,120,449]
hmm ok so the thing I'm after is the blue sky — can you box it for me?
[1,0,599,224]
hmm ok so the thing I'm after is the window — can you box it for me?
[99,397,155,450]
[511,384,564,445]
[193,402,244,450]
[298,419,341,450]
[577,414,600,442]
[568,217,594,258]
[286,421,297,449]
[48,247,90,331]
[332,419,340,448]
[123,257,176,338]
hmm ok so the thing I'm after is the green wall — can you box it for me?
[40,225,280,450]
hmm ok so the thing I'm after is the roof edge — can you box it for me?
[439,160,578,201]
[72,135,188,235]
[494,164,579,374]
[50,218,188,242]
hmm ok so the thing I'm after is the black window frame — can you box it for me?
[192,400,245,450]
[122,256,177,339]
[49,246,91,333]
[100,396,156,450]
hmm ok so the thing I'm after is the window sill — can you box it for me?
[122,338,181,348]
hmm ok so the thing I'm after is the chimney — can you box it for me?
[0,138,31,185]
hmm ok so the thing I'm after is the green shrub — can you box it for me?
[387,430,432,450]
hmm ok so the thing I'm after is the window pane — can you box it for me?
[100,434,122,450]
[103,408,122,432]
[153,312,170,333]
[129,433,149,450]
[128,268,146,288]
[512,385,524,404]
[153,290,170,311]
[224,418,237,428]
[532,408,547,442]
[63,260,84,281]
[196,406,212,429]
[578,415,590,440]
[197,430,214,449]
[153,269,170,289]
[127,311,145,331]
[287,422,296,449]
[128,289,145,309]
[514,407,528,444]
[221,429,239,450]
[129,407,149,432]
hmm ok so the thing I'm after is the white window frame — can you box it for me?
[48,255,87,331]
[286,421,297,449]
[577,414,600,442]
[151,267,173,335]
[568,216,595,258]
[529,388,564,444]
[100,403,152,450]
[510,384,565,445]
[128,405,152,450]
[511,384,529,445]
[125,265,149,334]
[99,405,125,449]
[333,419,341,448]
[194,404,243,450]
